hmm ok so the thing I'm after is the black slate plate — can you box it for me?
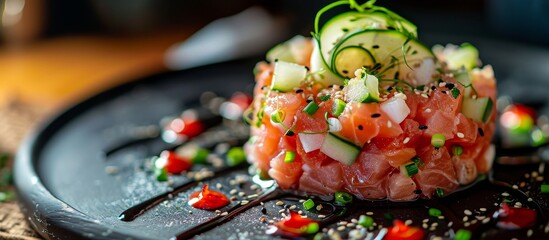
[14,35,549,240]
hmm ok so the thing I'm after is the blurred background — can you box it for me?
[0,0,548,239]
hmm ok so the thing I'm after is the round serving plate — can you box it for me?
[14,35,549,240]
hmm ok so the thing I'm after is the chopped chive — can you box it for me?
[332,99,346,117]
[270,109,285,123]
[435,188,445,198]
[541,184,549,193]
[431,133,446,149]
[303,199,315,211]
[320,95,331,101]
[334,191,353,205]
[304,101,320,116]
[429,208,442,217]
[411,156,422,166]
[306,222,320,234]
[155,167,168,182]
[358,215,374,227]
[451,88,461,99]
[226,147,246,166]
[455,229,472,240]
[191,148,209,164]
[401,162,419,177]
[452,145,464,156]
[415,85,425,91]
[284,151,296,163]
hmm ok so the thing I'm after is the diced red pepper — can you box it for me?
[159,150,192,174]
[495,203,536,229]
[385,220,425,240]
[188,184,230,210]
[274,211,319,237]
[168,117,204,138]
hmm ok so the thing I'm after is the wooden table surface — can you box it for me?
[0,29,196,239]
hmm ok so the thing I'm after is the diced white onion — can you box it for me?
[482,144,495,171]
[380,97,410,124]
[327,117,342,132]
[413,58,435,85]
[298,133,325,153]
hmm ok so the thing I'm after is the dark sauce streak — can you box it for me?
[118,164,246,221]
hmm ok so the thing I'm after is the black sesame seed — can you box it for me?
[478,128,484,137]
[261,207,267,214]
[446,83,455,90]
[295,89,304,94]
[285,130,295,136]
[342,28,349,32]
[431,86,436,91]
[414,189,423,194]
[441,91,446,94]
[387,86,393,91]
[372,45,380,49]
[387,26,396,30]
[393,71,400,79]
[342,70,349,74]
[305,66,310,71]
[306,99,312,103]
[274,59,279,62]
[358,125,364,130]
[419,125,428,130]
[339,85,344,90]
[371,113,381,118]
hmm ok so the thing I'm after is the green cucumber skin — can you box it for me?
[331,46,376,79]
[321,133,361,165]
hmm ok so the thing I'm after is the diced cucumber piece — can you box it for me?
[320,133,360,165]
[462,97,494,123]
[344,74,380,103]
[271,61,308,92]
[332,46,375,78]
[331,30,434,83]
[445,43,479,71]
[266,35,309,64]
[453,68,472,96]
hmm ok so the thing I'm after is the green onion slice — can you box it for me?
[226,147,246,166]
[334,191,353,204]
[304,101,320,116]
[303,198,315,211]
[284,151,296,163]
[428,208,442,217]
[431,133,446,149]
[358,215,374,227]
[332,99,346,117]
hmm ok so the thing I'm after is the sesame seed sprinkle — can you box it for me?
[318,214,326,219]
[501,192,510,197]
[403,137,410,144]
[464,209,472,215]
[457,132,465,138]
[276,201,284,206]
[482,218,491,224]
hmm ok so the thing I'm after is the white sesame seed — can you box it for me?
[457,132,465,138]
[480,208,487,212]
[482,217,491,224]
[240,200,249,205]
[512,185,519,189]
[220,212,228,216]
[532,171,539,177]
[421,93,429,99]
[404,220,413,225]
[438,216,445,220]
[289,205,296,210]
[464,209,472,215]
[351,219,358,223]
[501,192,510,197]
[281,213,287,218]
[346,223,355,228]
[448,221,453,227]
[471,219,478,224]
[215,210,221,214]
[528,198,533,202]
[337,226,346,231]
[276,201,284,206]
[463,216,469,222]
[316,204,323,211]
[537,176,544,181]
[425,108,432,113]
[423,219,429,223]
[422,223,428,229]
[366,212,374,216]
[403,137,410,144]
[230,189,238,195]
[299,199,305,203]
[527,229,533,237]
[464,222,470,227]
[298,210,303,215]
[268,220,275,224]
[388,121,393,128]
[476,215,486,220]
[318,214,326,219]
[278,209,285,213]
[439,82,447,87]
[238,192,246,197]
[515,202,523,207]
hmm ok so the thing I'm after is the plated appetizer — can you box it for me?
[245,0,497,201]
